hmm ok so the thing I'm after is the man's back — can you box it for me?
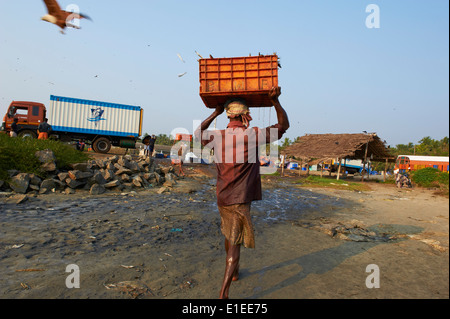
[38,122,51,132]
[201,121,286,206]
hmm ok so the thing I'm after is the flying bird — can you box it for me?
[41,0,92,33]
[195,51,204,59]
[177,53,185,63]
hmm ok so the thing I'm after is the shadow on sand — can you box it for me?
[244,224,423,299]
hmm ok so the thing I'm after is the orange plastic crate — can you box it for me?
[175,133,192,141]
[199,54,279,108]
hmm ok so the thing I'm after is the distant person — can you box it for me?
[10,118,19,137]
[37,118,52,140]
[143,138,151,157]
[394,169,411,188]
[143,143,150,157]
[149,134,157,156]
[177,142,187,177]
[195,87,289,299]
[76,139,85,151]
[143,134,156,157]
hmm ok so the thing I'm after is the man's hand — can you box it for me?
[269,87,281,105]
[269,86,289,132]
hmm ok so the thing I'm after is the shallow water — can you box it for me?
[253,187,353,224]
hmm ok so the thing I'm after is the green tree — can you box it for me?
[415,136,449,156]
[155,134,174,146]
[390,136,449,157]
[281,137,292,147]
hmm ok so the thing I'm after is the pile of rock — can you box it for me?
[0,149,180,196]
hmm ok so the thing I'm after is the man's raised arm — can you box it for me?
[269,87,290,132]
[194,105,224,143]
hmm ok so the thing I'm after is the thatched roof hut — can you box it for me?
[283,133,394,163]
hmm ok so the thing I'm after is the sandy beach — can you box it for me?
[0,160,448,299]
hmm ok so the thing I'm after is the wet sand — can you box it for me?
[0,162,448,299]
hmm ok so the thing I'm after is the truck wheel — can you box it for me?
[18,130,37,139]
[93,137,111,153]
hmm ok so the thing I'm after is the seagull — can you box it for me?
[41,0,92,34]
[177,53,185,63]
[195,51,204,59]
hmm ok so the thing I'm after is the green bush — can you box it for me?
[411,167,449,188]
[0,134,90,180]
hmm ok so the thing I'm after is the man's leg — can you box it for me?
[224,239,239,281]
[178,161,185,176]
[220,239,240,299]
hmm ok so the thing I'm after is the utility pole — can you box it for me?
[361,142,369,182]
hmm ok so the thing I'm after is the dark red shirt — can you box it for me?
[196,121,286,206]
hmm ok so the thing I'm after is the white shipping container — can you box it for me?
[47,95,142,137]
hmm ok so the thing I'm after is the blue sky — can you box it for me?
[0,0,448,147]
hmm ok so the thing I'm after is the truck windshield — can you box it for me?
[8,107,16,117]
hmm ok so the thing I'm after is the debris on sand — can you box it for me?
[292,219,397,242]
[104,281,153,299]
[407,235,447,252]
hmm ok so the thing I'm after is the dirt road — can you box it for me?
[0,163,448,299]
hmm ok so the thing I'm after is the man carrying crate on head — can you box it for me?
[195,87,289,299]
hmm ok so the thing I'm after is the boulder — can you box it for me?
[102,169,115,182]
[58,172,69,181]
[9,173,30,194]
[104,180,121,188]
[65,178,85,189]
[90,184,106,195]
[115,164,132,175]
[41,161,57,172]
[35,149,57,172]
[89,172,107,185]
[35,149,56,163]
[40,179,56,193]
[132,175,143,188]
[29,174,43,186]
[126,161,141,173]
[68,170,93,180]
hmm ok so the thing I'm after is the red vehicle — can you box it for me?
[1,101,46,138]
[395,155,449,173]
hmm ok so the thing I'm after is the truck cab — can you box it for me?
[1,101,46,137]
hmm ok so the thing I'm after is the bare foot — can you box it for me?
[232,265,239,281]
